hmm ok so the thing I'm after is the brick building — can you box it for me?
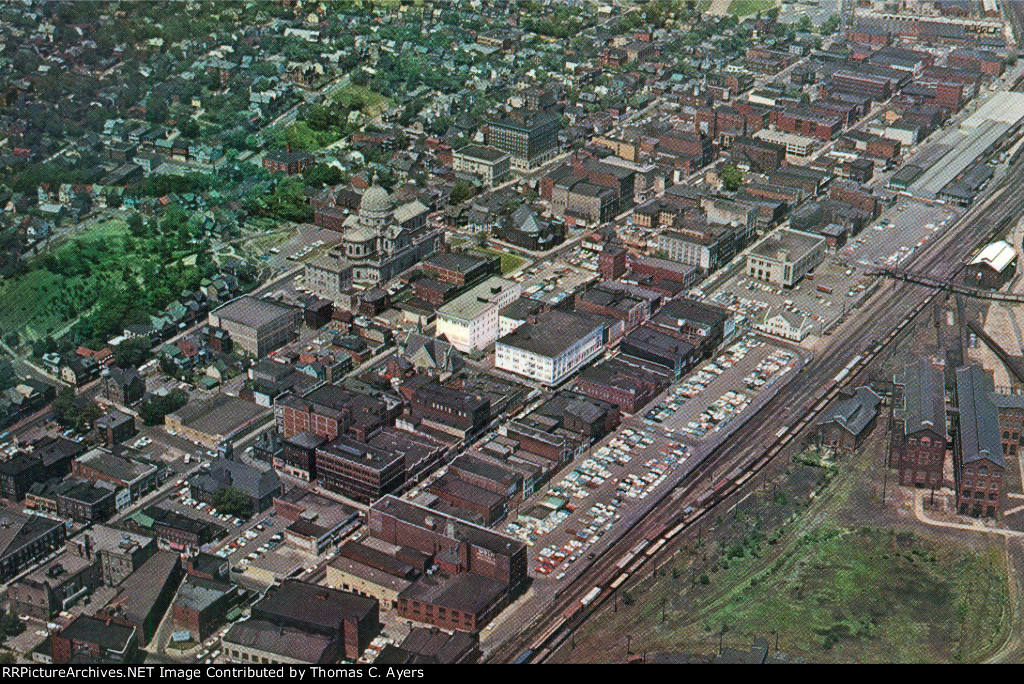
[890,360,949,488]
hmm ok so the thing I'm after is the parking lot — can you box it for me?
[709,199,959,337]
[648,336,798,440]
[498,330,806,582]
[262,223,343,271]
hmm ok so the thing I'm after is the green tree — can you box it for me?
[113,337,153,368]
[721,164,743,192]
[450,181,477,205]
[212,487,253,518]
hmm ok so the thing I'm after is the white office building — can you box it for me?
[435,276,522,352]
[495,310,606,385]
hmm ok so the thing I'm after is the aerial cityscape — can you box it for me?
[3,0,1024,669]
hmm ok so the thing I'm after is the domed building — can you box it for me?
[306,183,441,295]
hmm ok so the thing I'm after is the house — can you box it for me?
[101,366,146,405]
[188,455,283,515]
[815,386,882,453]
[755,308,813,342]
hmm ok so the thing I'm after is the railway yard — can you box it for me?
[485,142,1024,664]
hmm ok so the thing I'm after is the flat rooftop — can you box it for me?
[496,309,603,359]
[371,495,524,557]
[211,296,296,328]
[749,228,825,262]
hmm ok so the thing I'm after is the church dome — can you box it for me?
[360,185,393,215]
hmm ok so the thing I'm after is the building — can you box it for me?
[247,579,380,661]
[189,455,283,514]
[495,204,566,251]
[657,224,735,273]
[397,570,507,633]
[129,506,227,551]
[262,149,315,175]
[890,360,949,488]
[315,436,405,504]
[277,382,388,443]
[326,545,417,611]
[368,495,527,589]
[313,183,441,284]
[222,620,339,665]
[746,228,826,287]
[275,431,326,482]
[574,283,651,335]
[87,525,156,587]
[171,575,238,641]
[273,486,360,557]
[55,479,118,523]
[755,308,813,342]
[0,509,67,582]
[164,393,273,450]
[815,386,882,453]
[72,448,158,504]
[954,365,1005,518]
[94,409,136,448]
[407,380,490,438]
[753,128,817,159]
[435,277,522,352]
[98,550,184,645]
[647,299,735,359]
[304,256,352,304]
[452,145,511,187]
[420,252,499,287]
[375,628,480,664]
[575,357,669,414]
[620,325,697,380]
[485,108,560,171]
[208,296,302,358]
[599,244,628,280]
[495,310,606,385]
[51,614,139,664]
[9,546,101,620]
[965,240,1017,290]
[990,392,1024,459]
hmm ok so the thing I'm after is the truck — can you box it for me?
[817,284,833,294]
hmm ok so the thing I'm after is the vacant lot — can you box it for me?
[472,247,528,275]
[555,430,1009,664]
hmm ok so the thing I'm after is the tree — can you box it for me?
[450,181,477,205]
[139,388,188,425]
[212,487,253,518]
[52,387,101,433]
[721,165,743,192]
[113,337,152,368]
[0,612,23,638]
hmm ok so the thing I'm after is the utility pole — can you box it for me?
[626,634,632,655]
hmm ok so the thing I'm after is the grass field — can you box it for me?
[472,247,528,275]
[555,429,1010,665]
[728,0,778,16]
[0,269,68,338]
[560,521,1007,663]
[333,84,391,118]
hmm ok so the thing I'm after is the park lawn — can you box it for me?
[729,0,778,16]
[0,269,68,337]
[333,84,391,118]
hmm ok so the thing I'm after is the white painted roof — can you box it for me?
[970,240,1016,273]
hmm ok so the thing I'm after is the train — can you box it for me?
[511,292,937,664]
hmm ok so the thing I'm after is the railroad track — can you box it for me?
[489,162,1024,664]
